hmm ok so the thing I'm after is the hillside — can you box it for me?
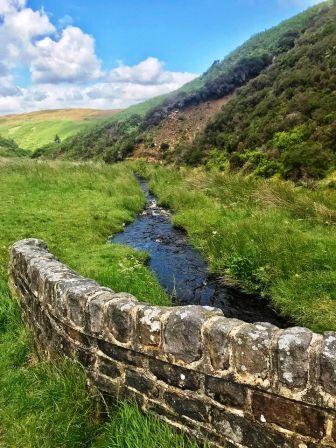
[0,135,28,158]
[188,1,336,180]
[35,1,335,180]
[0,108,121,151]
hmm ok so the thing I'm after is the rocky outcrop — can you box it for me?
[9,239,336,448]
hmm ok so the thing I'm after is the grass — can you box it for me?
[0,159,198,448]
[134,161,336,333]
[0,109,120,152]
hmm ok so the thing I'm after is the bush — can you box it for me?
[282,142,333,179]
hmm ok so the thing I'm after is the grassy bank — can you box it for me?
[0,159,198,448]
[134,162,336,333]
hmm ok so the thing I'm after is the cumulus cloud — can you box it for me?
[32,26,102,83]
[0,1,197,114]
[0,0,25,16]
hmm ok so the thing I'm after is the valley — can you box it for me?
[1,1,336,447]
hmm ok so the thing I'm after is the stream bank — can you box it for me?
[111,178,289,328]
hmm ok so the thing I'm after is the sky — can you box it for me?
[0,0,322,115]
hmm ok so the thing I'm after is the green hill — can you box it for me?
[189,1,336,180]
[35,1,335,180]
[0,109,121,152]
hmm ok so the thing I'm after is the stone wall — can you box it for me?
[8,239,336,448]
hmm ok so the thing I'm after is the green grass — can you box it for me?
[0,119,93,151]
[134,161,336,333]
[0,109,120,152]
[0,159,198,448]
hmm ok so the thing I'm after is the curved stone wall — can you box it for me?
[9,239,336,448]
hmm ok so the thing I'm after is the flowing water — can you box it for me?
[111,178,289,328]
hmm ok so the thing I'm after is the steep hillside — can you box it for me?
[132,95,232,160]
[0,108,121,151]
[186,1,336,180]
[35,1,335,180]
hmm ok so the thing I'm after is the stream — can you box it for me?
[110,178,289,328]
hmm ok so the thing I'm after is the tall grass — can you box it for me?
[134,161,336,333]
[0,159,195,448]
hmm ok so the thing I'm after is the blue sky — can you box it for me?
[0,0,322,114]
[29,0,320,74]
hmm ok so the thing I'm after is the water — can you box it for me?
[111,178,289,328]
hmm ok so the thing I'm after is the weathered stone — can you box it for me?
[164,306,222,364]
[65,281,101,327]
[105,294,138,343]
[64,325,92,346]
[320,332,336,395]
[86,290,115,334]
[252,391,326,439]
[94,373,125,398]
[231,323,275,384]
[75,347,93,368]
[277,327,313,389]
[205,376,247,408]
[99,358,123,378]
[149,358,201,391]
[47,275,85,311]
[52,332,73,357]
[205,317,243,371]
[125,369,159,398]
[137,305,168,346]
[211,407,292,448]
[164,391,208,422]
[332,417,336,442]
[41,311,54,342]
[98,339,144,367]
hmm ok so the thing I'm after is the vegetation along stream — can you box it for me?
[111,178,289,328]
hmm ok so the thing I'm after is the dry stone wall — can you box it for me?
[8,239,336,448]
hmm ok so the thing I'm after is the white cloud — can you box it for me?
[32,26,102,83]
[0,0,25,16]
[0,1,198,114]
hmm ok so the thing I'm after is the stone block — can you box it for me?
[231,323,276,385]
[332,417,336,442]
[252,391,326,439]
[136,305,168,347]
[94,373,125,399]
[163,391,208,423]
[205,317,243,371]
[99,358,123,379]
[64,325,92,347]
[63,280,100,327]
[105,294,138,343]
[149,358,201,391]
[205,376,247,409]
[98,340,144,367]
[211,407,292,448]
[164,306,222,364]
[125,369,159,398]
[86,290,115,334]
[75,347,93,368]
[320,332,336,395]
[277,327,313,389]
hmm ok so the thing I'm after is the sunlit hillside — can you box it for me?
[0,109,121,151]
